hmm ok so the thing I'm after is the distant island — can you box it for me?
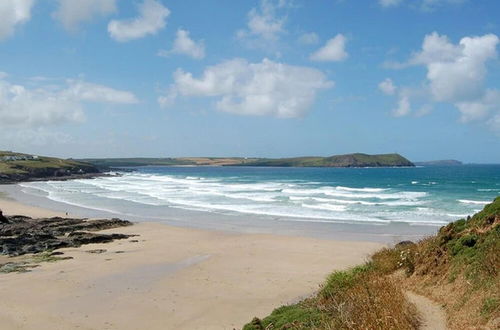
[0,151,99,183]
[81,153,415,169]
[414,159,463,166]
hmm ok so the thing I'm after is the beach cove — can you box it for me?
[0,193,382,330]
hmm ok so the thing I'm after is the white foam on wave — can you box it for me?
[302,204,347,212]
[19,172,467,227]
[458,199,490,205]
[335,186,387,192]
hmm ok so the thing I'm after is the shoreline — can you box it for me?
[0,185,384,329]
[0,183,440,244]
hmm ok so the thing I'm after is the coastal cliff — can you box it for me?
[0,151,100,184]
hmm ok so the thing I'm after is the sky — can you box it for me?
[0,0,499,163]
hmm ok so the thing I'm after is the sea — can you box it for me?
[10,165,500,242]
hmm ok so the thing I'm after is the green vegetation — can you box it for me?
[232,153,414,167]
[78,157,261,168]
[0,251,72,273]
[244,197,500,329]
[82,153,414,169]
[244,260,418,329]
[0,151,98,182]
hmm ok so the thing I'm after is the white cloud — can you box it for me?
[64,80,139,104]
[108,0,170,42]
[412,33,498,103]
[385,32,500,131]
[393,95,411,117]
[379,0,403,7]
[53,0,117,31]
[159,58,333,118]
[236,0,289,49]
[455,90,500,122]
[298,32,319,45]
[159,29,205,59]
[310,34,348,62]
[0,75,138,128]
[0,0,35,40]
[378,78,397,95]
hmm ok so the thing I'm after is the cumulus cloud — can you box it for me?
[0,0,35,40]
[237,0,289,49]
[0,75,138,127]
[310,34,348,62]
[159,58,333,118]
[64,80,139,104]
[412,33,498,103]
[158,29,205,59]
[53,0,117,31]
[378,78,397,95]
[384,32,500,131]
[393,95,411,117]
[298,32,319,45]
[108,0,170,42]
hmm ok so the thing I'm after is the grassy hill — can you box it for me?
[244,197,499,329]
[237,153,414,167]
[81,153,414,169]
[79,157,262,168]
[0,151,99,183]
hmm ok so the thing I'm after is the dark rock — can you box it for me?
[395,240,415,249]
[0,215,133,256]
[0,209,8,224]
[67,232,130,245]
[86,249,107,254]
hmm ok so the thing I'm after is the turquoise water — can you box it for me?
[19,165,500,227]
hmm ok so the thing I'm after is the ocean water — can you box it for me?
[18,165,500,227]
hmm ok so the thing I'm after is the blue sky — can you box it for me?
[0,0,499,162]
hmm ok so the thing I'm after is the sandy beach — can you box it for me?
[0,194,383,330]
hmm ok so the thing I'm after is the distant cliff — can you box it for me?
[414,159,463,166]
[0,151,100,183]
[81,153,415,168]
[236,153,415,168]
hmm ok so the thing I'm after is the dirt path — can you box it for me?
[405,291,447,330]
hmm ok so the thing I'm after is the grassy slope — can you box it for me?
[79,157,263,168]
[244,197,499,330]
[82,153,414,168]
[0,151,98,179]
[235,153,414,167]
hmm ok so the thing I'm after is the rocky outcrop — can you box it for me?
[0,215,133,256]
[0,168,102,184]
[0,209,8,224]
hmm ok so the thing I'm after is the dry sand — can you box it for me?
[0,197,383,330]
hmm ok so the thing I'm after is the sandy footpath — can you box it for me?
[0,197,382,330]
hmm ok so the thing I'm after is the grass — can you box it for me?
[238,153,414,167]
[243,197,500,330]
[244,260,419,329]
[0,251,72,274]
[0,150,98,179]
[80,153,414,168]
